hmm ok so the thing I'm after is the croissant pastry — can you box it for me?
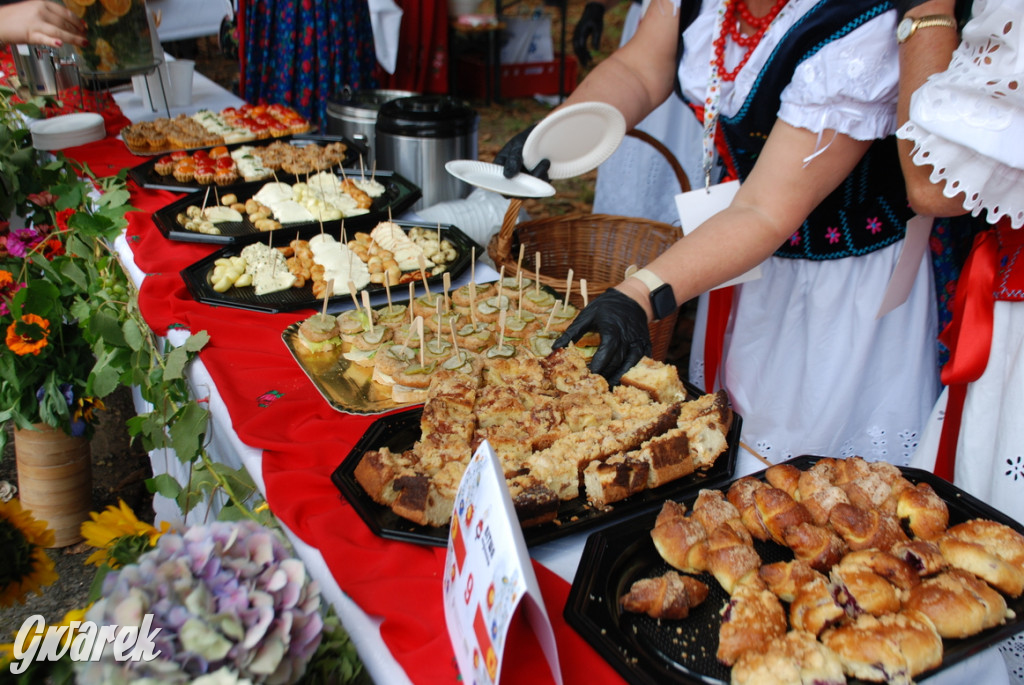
[619,570,709,620]
[754,485,813,546]
[896,481,950,541]
[650,500,708,574]
[731,630,846,685]
[691,488,749,543]
[764,463,802,498]
[829,455,872,487]
[891,539,948,577]
[726,476,771,541]
[838,549,920,591]
[705,522,762,595]
[759,559,823,603]
[830,563,902,619]
[795,469,850,527]
[717,576,787,666]
[939,519,1024,597]
[904,569,1011,638]
[828,502,908,553]
[821,609,943,683]
[782,521,848,572]
[789,575,845,637]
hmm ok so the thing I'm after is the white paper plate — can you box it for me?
[445,160,556,198]
[521,102,626,180]
[30,113,105,150]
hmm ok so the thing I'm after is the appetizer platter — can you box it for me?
[565,455,1024,685]
[331,351,740,547]
[128,135,367,192]
[120,104,312,155]
[285,273,590,414]
[181,220,474,313]
[154,169,421,245]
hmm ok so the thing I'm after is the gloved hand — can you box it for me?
[492,124,551,181]
[573,2,606,69]
[554,288,651,384]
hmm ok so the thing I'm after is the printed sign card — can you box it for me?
[443,441,562,685]
[674,179,763,288]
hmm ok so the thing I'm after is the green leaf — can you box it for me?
[169,401,209,462]
[183,330,211,352]
[164,345,189,380]
[123,318,146,351]
[89,310,127,347]
[146,473,183,499]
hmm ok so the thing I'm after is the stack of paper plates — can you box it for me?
[30,113,106,150]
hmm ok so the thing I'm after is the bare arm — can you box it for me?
[560,0,682,129]
[618,121,873,318]
[0,0,86,48]
[896,0,965,217]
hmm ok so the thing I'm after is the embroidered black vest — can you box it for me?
[687,0,914,260]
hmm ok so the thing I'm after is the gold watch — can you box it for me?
[896,14,957,44]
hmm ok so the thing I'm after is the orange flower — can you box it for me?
[0,270,11,288]
[5,313,50,356]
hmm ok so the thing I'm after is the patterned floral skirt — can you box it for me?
[239,0,379,130]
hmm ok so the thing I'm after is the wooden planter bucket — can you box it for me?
[14,423,93,548]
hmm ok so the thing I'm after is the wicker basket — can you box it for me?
[487,130,689,361]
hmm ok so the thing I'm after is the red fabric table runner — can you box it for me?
[65,138,626,684]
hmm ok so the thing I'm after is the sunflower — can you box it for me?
[5,313,50,356]
[81,499,170,568]
[0,499,57,607]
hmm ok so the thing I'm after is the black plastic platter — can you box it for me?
[180,220,475,313]
[564,454,1024,685]
[153,169,421,246]
[128,134,368,192]
[331,385,741,548]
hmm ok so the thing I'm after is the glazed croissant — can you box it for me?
[705,522,762,595]
[782,521,848,572]
[717,576,787,666]
[896,481,950,541]
[650,500,708,574]
[904,569,1011,638]
[754,485,813,546]
[620,570,709,620]
[828,502,908,553]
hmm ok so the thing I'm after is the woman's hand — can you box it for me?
[0,0,87,48]
[554,288,651,384]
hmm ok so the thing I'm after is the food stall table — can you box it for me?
[56,80,1013,685]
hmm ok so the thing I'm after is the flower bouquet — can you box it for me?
[63,0,156,74]
[0,86,134,451]
[75,519,325,684]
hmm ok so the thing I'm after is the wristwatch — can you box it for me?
[630,268,677,321]
[896,14,957,43]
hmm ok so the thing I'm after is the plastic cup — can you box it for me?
[166,59,195,107]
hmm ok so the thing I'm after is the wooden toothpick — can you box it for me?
[581,279,589,308]
[362,290,374,334]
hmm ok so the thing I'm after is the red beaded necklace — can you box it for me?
[712,0,789,81]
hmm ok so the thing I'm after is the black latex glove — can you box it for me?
[492,124,551,181]
[554,288,651,384]
[572,2,606,69]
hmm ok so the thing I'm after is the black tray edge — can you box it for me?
[564,454,1024,685]
[330,386,742,549]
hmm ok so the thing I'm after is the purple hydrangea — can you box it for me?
[75,520,323,685]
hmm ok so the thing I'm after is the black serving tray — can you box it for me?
[128,134,368,192]
[180,220,476,314]
[331,384,740,547]
[153,169,421,246]
[564,454,1024,685]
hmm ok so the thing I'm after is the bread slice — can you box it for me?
[583,455,651,508]
[620,357,686,403]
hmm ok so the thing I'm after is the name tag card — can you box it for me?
[675,179,763,289]
[443,441,562,685]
